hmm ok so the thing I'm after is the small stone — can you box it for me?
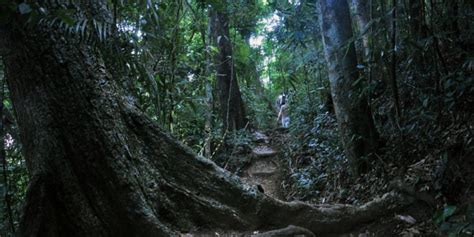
[252,146,277,157]
[253,131,269,143]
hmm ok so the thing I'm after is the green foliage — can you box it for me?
[285,109,346,201]
[434,205,457,225]
[0,63,28,236]
[434,204,474,237]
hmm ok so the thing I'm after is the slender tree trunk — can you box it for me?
[319,0,379,176]
[203,17,213,157]
[391,0,401,120]
[351,0,375,120]
[209,4,247,131]
[407,0,428,100]
[351,0,371,59]
[167,0,183,133]
[0,1,408,236]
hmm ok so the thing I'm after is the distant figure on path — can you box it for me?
[276,93,290,128]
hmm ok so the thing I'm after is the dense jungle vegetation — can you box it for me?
[0,0,473,236]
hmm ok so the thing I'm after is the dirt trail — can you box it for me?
[184,130,422,236]
[240,131,284,199]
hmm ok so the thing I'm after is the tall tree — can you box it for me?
[209,3,248,131]
[319,0,378,175]
[390,0,401,120]
[0,1,406,236]
[351,0,371,58]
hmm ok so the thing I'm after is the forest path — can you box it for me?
[240,131,285,199]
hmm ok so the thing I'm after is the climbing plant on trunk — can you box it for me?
[209,2,248,131]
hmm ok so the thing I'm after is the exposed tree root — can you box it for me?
[255,225,315,237]
[126,106,413,236]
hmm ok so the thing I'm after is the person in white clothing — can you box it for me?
[276,93,290,128]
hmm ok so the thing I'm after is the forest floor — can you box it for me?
[185,129,429,236]
[253,129,436,237]
[267,128,439,237]
[185,125,473,236]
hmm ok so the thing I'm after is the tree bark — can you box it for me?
[209,3,248,131]
[1,1,408,236]
[351,0,371,58]
[445,0,460,39]
[408,0,426,40]
[319,0,379,176]
[390,0,401,120]
[203,18,214,158]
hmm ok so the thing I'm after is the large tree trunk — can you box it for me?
[209,4,248,131]
[320,0,379,176]
[1,2,407,236]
